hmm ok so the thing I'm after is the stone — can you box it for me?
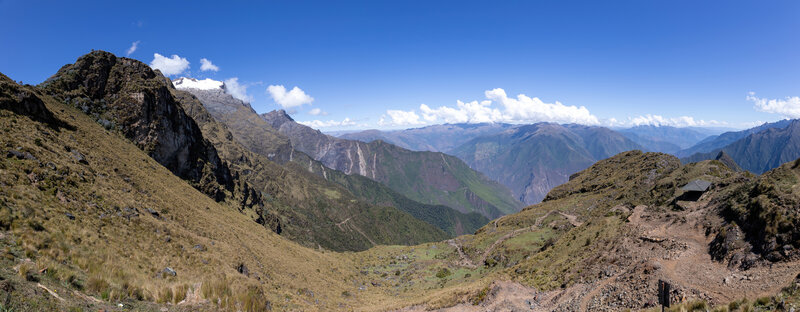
[64,212,75,220]
[70,149,88,165]
[6,150,35,160]
[145,208,160,217]
[237,263,249,277]
[162,267,176,277]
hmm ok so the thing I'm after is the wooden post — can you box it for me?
[658,279,671,312]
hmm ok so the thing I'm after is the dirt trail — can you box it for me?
[409,202,800,311]
[451,210,582,269]
[447,239,477,268]
[559,212,582,227]
[479,226,535,266]
[628,204,800,305]
[336,217,376,246]
[335,217,352,230]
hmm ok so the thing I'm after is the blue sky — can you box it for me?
[1,0,798,130]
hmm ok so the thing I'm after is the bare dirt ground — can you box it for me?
[403,200,800,311]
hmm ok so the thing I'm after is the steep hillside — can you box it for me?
[263,110,522,219]
[36,51,448,252]
[39,51,235,202]
[339,123,514,152]
[179,85,489,236]
[0,73,371,310]
[452,123,642,204]
[683,120,800,174]
[677,119,793,158]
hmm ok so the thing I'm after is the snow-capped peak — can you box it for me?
[173,77,223,90]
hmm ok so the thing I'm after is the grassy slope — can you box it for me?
[0,77,364,310]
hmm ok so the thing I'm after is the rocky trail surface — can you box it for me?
[412,200,800,311]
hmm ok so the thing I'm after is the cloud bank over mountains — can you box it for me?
[148,52,795,130]
[748,92,800,119]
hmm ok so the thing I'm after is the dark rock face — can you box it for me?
[0,73,65,128]
[39,51,234,201]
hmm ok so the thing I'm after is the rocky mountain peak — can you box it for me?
[38,50,235,201]
[714,150,742,171]
[262,109,295,125]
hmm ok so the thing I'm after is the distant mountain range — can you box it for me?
[339,123,514,153]
[676,119,793,158]
[262,110,523,219]
[451,123,642,204]
[616,125,721,154]
[682,119,800,174]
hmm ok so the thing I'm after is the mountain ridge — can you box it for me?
[262,109,523,218]
[178,86,490,236]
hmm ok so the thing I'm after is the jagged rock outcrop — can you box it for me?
[0,73,63,128]
[39,51,234,200]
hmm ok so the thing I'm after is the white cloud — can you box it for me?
[381,87,600,127]
[748,92,800,118]
[611,114,726,127]
[308,108,328,116]
[420,100,503,124]
[485,88,600,125]
[200,58,219,72]
[299,118,357,128]
[267,85,314,108]
[126,41,140,56]
[378,110,425,126]
[223,78,253,103]
[149,53,190,76]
